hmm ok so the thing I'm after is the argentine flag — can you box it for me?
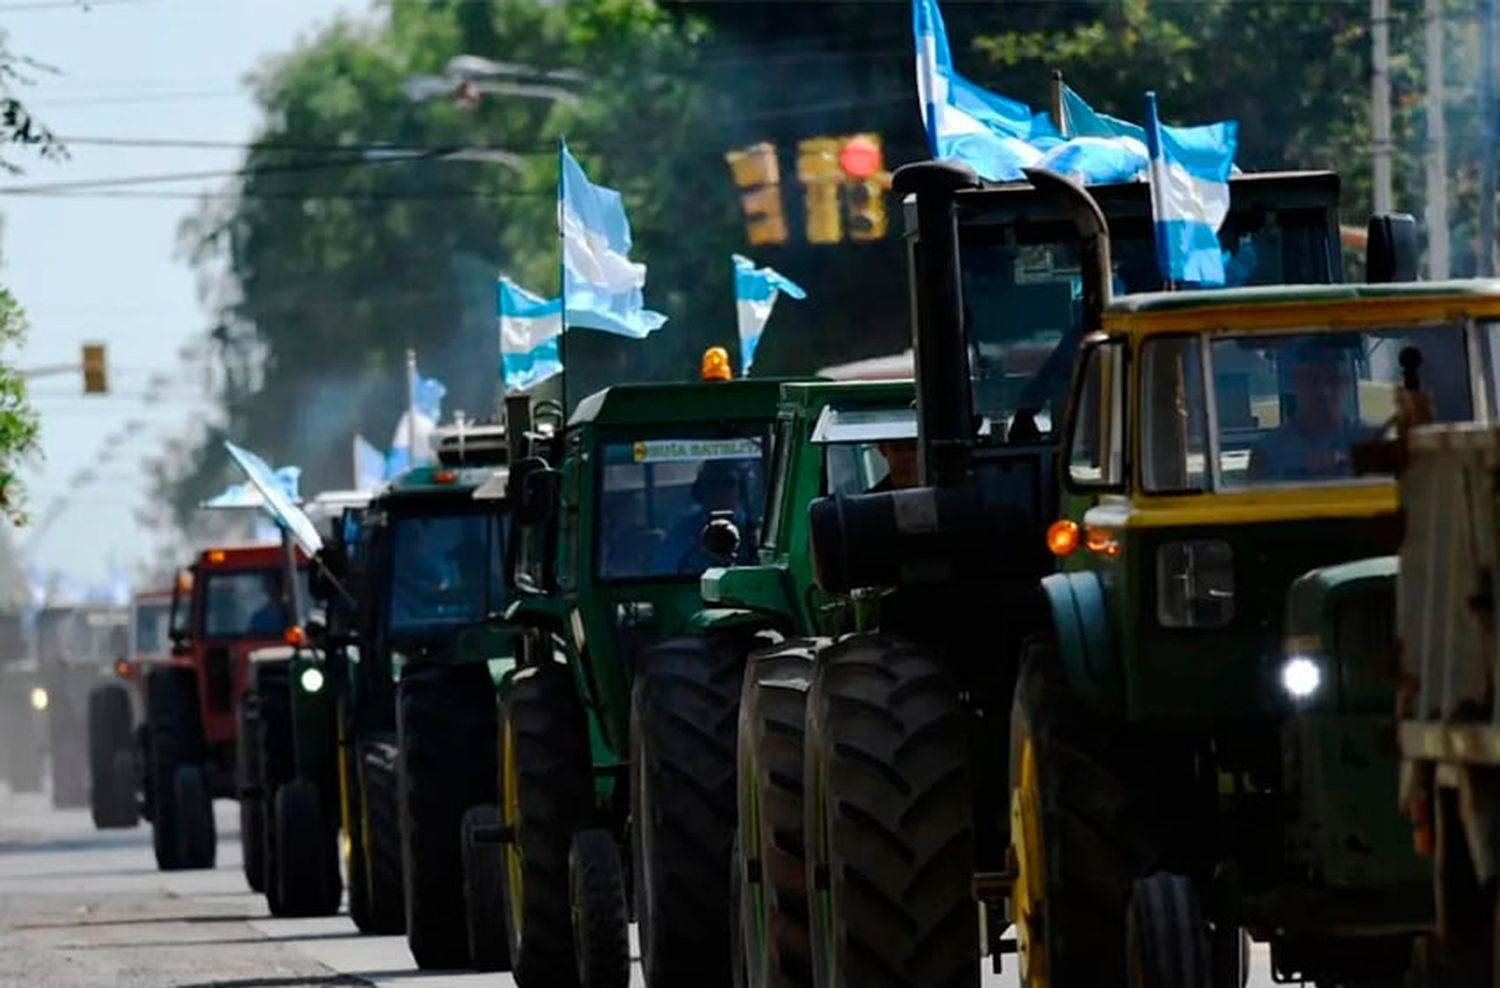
[499,278,563,391]
[388,362,446,472]
[913,0,1045,182]
[559,142,666,338]
[223,442,324,555]
[1144,91,1238,286]
[203,465,302,509]
[733,255,806,374]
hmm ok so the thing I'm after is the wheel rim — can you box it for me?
[501,717,524,943]
[1010,734,1046,987]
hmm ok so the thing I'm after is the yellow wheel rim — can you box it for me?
[1010,734,1046,987]
[502,718,524,936]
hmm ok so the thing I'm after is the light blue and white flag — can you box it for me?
[913,0,1048,182]
[559,143,666,338]
[389,362,446,471]
[223,441,324,556]
[353,434,387,491]
[203,465,302,508]
[1036,83,1150,186]
[733,255,806,374]
[499,277,564,391]
[1144,91,1239,286]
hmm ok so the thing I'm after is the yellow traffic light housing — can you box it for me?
[81,343,107,394]
[797,137,845,245]
[725,142,788,247]
[846,177,889,242]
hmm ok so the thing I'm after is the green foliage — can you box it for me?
[0,286,40,523]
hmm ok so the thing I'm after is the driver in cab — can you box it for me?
[1248,340,1359,483]
[653,459,752,576]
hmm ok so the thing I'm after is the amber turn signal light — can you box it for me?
[1046,519,1079,556]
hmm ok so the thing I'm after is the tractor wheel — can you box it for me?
[1125,873,1211,988]
[461,805,511,972]
[803,635,977,988]
[569,828,630,988]
[737,638,820,988]
[235,697,266,893]
[1010,635,1180,988]
[88,683,137,828]
[172,763,216,869]
[146,666,204,871]
[272,778,341,917]
[112,750,138,823]
[255,663,295,914]
[499,661,593,988]
[343,738,374,933]
[397,661,499,969]
[358,735,406,934]
[632,632,752,988]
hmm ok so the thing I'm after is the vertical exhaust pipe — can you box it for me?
[1022,167,1113,331]
[892,160,981,487]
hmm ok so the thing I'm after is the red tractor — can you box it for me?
[142,545,304,870]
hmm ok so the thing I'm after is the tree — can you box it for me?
[0,28,60,521]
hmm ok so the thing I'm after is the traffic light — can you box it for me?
[725,142,788,247]
[81,343,107,395]
[797,137,844,245]
[840,135,888,243]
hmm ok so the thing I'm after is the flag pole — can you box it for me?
[558,138,569,416]
[1049,69,1065,136]
[405,348,417,461]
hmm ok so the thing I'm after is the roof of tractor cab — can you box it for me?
[377,464,505,505]
[1101,279,1500,336]
[922,170,1340,230]
[777,379,915,415]
[197,544,302,568]
[568,377,802,429]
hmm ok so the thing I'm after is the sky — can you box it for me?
[0,0,360,592]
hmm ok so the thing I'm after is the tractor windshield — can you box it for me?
[133,601,171,657]
[960,201,1336,437]
[386,511,503,637]
[1140,324,1472,492]
[597,436,767,581]
[202,568,306,639]
[811,406,920,495]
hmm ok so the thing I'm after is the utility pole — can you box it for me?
[1426,0,1451,277]
[1373,0,1394,214]
[1482,0,1498,275]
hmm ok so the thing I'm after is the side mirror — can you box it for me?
[699,510,742,564]
[1366,213,1419,282]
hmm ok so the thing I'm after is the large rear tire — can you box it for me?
[803,635,978,988]
[499,661,593,988]
[272,778,342,917]
[1010,635,1181,988]
[235,696,266,893]
[737,638,820,988]
[358,735,406,934]
[255,662,295,914]
[173,763,216,869]
[1125,873,1211,988]
[88,683,137,828]
[397,662,499,970]
[632,632,752,988]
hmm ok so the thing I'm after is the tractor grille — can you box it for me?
[203,646,234,714]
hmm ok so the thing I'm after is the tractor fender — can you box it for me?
[686,607,779,634]
[1039,570,1122,713]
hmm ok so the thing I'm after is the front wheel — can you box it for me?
[569,828,630,988]
[460,805,510,972]
[1125,873,1211,988]
[88,683,137,828]
[271,779,341,917]
[803,635,977,988]
[172,764,216,869]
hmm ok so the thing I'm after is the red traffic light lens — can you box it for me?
[839,136,883,180]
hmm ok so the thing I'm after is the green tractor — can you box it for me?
[497,372,787,987]
[306,422,515,971]
[687,379,920,985]
[763,159,1418,988]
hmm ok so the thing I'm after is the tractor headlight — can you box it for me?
[1156,540,1234,628]
[1279,655,1323,700]
[298,667,325,695]
[28,686,49,712]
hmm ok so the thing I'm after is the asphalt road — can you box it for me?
[0,782,1282,987]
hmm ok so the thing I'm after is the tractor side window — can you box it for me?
[1066,339,1126,488]
[1141,336,1209,493]
[760,420,795,553]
